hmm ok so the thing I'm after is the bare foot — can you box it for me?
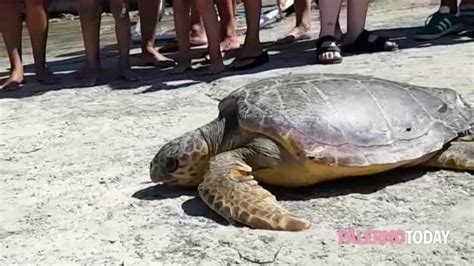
[158,39,207,53]
[1,70,24,91]
[141,46,176,68]
[36,67,57,85]
[190,25,208,46]
[202,37,240,63]
[158,27,208,54]
[275,25,311,45]
[76,64,100,87]
[170,62,192,74]
[220,36,240,52]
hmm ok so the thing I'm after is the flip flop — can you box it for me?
[229,51,269,71]
[142,58,176,68]
[275,33,311,45]
[0,80,23,92]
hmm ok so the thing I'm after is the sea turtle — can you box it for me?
[150,74,473,231]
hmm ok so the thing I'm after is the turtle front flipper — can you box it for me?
[422,135,474,171]
[198,150,310,231]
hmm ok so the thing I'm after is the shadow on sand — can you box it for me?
[131,168,428,225]
[1,26,472,99]
[132,183,229,225]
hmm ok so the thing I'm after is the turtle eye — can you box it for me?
[165,158,179,173]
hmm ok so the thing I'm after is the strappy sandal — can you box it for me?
[315,35,343,64]
[341,30,398,54]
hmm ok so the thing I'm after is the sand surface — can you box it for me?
[1,0,473,264]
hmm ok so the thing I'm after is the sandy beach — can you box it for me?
[1,0,473,264]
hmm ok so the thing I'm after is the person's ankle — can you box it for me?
[142,44,155,53]
[242,43,262,51]
[319,33,335,38]
[439,5,458,15]
[35,63,50,73]
[10,65,24,74]
[296,23,310,32]
[9,70,24,81]
[191,24,204,32]
[223,32,238,39]
[83,61,101,72]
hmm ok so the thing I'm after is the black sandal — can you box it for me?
[341,30,398,54]
[315,35,343,64]
[230,50,269,71]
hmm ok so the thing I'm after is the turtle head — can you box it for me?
[150,129,210,187]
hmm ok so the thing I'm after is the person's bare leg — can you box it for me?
[335,14,342,40]
[317,0,342,62]
[342,0,397,50]
[195,0,225,74]
[215,0,240,51]
[171,0,192,73]
[159,2,206,54]
[316,0,342,39]
[460,0,474,25]
[460,0,474,9]
[190,2,207,45]
[25,0,56,84]
[241,0,262,56]
[441,0,458,13]
[137,0,175,67]
[341,0,368,44]
[276,0,311,44]
[110,0,139,81]
[76,0,101,87]
[0,1,24,90]
[232,0,264,68]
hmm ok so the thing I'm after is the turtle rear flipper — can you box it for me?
[198,150,310,231]
[422,136,474,171]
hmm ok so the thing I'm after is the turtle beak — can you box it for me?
[150,161,176,184]
[149,161,161,183]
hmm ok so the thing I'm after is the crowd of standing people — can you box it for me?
[0,0,473,91]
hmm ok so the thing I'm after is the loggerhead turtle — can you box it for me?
[150,74,473,231]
